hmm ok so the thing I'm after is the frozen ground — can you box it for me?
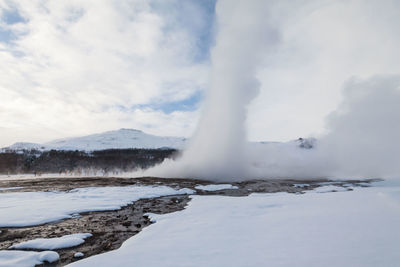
[68,181,400,267]
[0,185,194,227]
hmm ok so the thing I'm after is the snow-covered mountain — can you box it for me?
[2,129,187,152]
[1,128,316,153]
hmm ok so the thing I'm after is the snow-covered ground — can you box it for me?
[68,182,400,267]
[195,184,238,191]
[0,251,59,267]
[10,233,92,250]
[0,185,194,227]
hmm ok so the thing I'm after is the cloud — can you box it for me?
[0,0,212,146]
[2,0,400,152]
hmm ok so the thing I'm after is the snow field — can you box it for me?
[68,184,400,267]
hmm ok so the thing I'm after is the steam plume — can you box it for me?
[135,2,400,182]
[139,0,276,180]
[319,75,400,179]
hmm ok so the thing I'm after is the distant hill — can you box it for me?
[2,129,187,152]
[0,129,316,175]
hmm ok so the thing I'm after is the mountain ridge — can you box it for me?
[1,129,315,152]
[2,129,187,152]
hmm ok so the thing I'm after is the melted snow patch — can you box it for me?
[195,184,238,191]
[0,250,59,267]
[10,233,92,250]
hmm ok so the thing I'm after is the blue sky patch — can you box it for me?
[0,8,26,44]
[0,28,15,43]
[152,0,216,63]
[2,8,26,24]
[116,90,204,114]
[153,90,204,114]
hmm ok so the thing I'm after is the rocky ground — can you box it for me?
[0,177,376,266]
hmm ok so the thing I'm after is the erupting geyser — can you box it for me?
[138,0,275,181]
[135,1,400,182]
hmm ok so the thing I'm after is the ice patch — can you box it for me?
[10,233,92,250]
[195,184,238,191]
[0,250,59,267]
[0,186,194,227]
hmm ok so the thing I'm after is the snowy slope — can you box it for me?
[45,129,186,151]
[2,129,187,152]
[1,142,47,152]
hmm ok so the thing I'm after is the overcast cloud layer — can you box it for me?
[1,0,400,147]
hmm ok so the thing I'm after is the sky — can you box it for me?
[1,0,400,147]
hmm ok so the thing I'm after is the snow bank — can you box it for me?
[195,184,238,191]
[0,186,194,227]
[68,184,400,267]
[0,251,59,267]
[10,233,92,250]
